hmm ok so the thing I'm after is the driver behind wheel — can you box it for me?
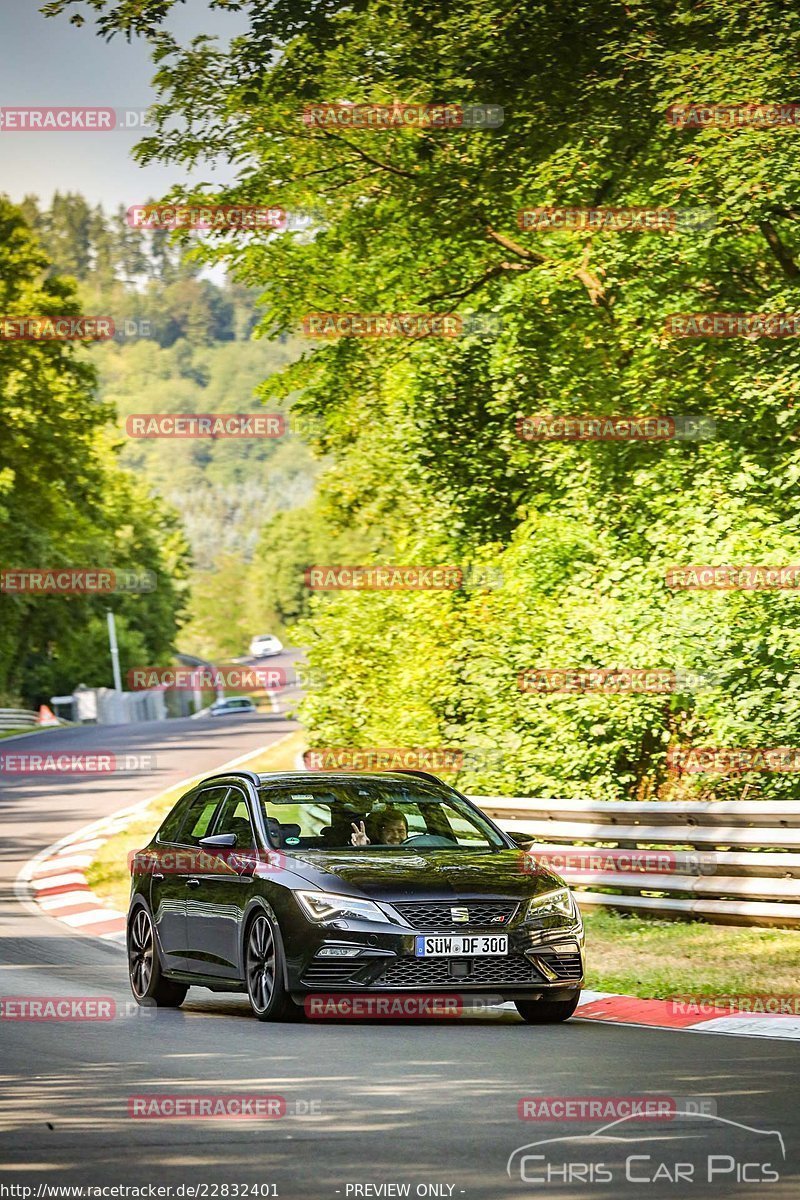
[350,809,408,846]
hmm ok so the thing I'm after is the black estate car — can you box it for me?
[127,769,585,1023]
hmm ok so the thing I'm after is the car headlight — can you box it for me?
[296,890,389,924]
[525,888,578,922]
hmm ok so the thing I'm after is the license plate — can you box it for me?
[414,934,508,957]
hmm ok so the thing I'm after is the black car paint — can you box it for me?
[130,770,584,1001]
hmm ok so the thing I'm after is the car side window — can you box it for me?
[211,787,255,849]
[156,789,196,844]
[178,786,230,846]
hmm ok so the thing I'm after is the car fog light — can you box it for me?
[317,946,362,958]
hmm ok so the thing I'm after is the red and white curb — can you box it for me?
[574,990,800,1040]
[17,806,135,941]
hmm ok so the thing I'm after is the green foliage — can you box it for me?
[45,0,800,796]
[0,196,189,704]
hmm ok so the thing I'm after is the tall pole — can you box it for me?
[107,609,123,692]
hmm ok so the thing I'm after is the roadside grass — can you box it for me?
[84,729,305,911]
[582,908,800,998]
[83,733,800,998]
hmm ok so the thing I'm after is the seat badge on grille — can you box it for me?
[450,907,470,923]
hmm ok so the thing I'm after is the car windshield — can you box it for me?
[257,778,505,851]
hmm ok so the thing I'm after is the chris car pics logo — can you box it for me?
[506,1111,785,1186]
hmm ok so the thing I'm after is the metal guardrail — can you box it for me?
[0,708,38,731]
[472,795,800,928]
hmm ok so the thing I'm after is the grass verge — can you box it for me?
[84,730,305,910]
[582,908,800,998]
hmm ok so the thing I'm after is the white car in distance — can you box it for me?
[249,633,284,658]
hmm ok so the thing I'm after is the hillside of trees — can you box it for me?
[40,0,800,803]
[1,193,322,699]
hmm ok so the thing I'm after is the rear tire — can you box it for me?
[128,906,188,1008]
[514,993,580,1024]
[245,910,300,1022]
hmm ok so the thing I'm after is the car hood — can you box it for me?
[281,847,565,901]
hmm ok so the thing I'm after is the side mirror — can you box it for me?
[507,831,535,849]
[199,833,238,851]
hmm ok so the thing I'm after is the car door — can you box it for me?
[148,787,199,973]
[155,785,229,974]
[183,784,258,980]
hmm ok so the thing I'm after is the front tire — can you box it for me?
[245,910,299,1022]
[128,906,187,1008]
[514,993,581,1024]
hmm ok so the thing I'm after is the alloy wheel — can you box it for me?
[247,914,276,1014]
[129,909,154,998]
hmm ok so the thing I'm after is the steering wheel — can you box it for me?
[401,833,457,848]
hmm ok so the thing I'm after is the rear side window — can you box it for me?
[178,786,230,846]
[156,790,195,844]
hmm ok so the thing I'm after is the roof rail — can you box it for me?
[196,768,262,787]
[393,769,446,785]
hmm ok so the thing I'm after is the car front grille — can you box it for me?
[391,900,519,931]
[374,955,547,988]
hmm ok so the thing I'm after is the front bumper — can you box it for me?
[284,904,585,998]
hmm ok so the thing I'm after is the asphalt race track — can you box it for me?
[1,710,799,1198]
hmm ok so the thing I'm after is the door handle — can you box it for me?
[186,877,201,888]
